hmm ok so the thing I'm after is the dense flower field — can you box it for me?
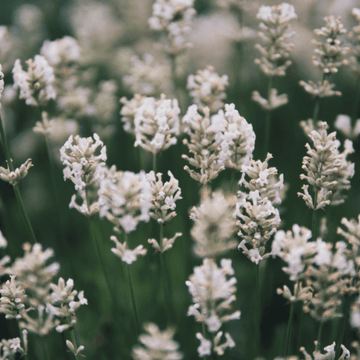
[1,1,360,359]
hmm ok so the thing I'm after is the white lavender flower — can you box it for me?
[110,236,147,265]
[300,342,350,360]
[190,188,237,258]
[98,169,152,234]
[49,277,87,332]
[348,8,360,76]
[123,54,171,96]
[186,258,240,357]
[132,323,183,360]
[0,334,27,359]
[0,231,7,249]
[66,340,85,358]
[40,36,81,67]
[256,3,297,24]
[12,55,56,106]
[0,275,27,319]
[148,0,196,53]
[272,225,315,281]
[252,89,288,111]
[10,243,60,307]
[238,153,284,205]
[60,133,107,216]
[182,105,224,185]
[210,103,255,170]
[236,190,281,264]
[134,94,180,154]
[335,114,360,141]
[187,66,229,113]
[120,94,147,135]
[0,64,4,108]
[298,121,355,209]
[0,159,33,187]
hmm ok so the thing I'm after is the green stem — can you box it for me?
[17,321,28,360]
[255,263,260,358]
[202,323,209,360]
[313,98,320,123]
[296,308,305,354]
[352,77,360,124]
[335,295,351,359]
[88,217,118,308]
[70,328,79,360]
[153,152,157,174]
[312,207,318,241]
[42,337,51,360]
[316,321,324,351]
[263,77,273,158]
[0,114,37,245]
[284,301,296,357]
[125,263,140,337]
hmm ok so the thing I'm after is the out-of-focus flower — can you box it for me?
[120,94,147,135]
[12,55,56,107]
[186,258,240,357]
[123,54,171,96]
[132,323,183,360]
[148,0,196,54]
[190,188,237,258]
[187,66,228,113]
[335,114,360,141]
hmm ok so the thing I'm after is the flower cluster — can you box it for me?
[298,121,355,209]
[123,54,171,96]
[302,239,355,322]
[148,0,196,54]
[187,66,228,114]
[186,258,240,357]
[182,105,224,185]
[335,114,360,141]
[238,153,285,205]
[252,3,296,110]
[300,16,349,98]
[12,55,56,106]
[98,168,152,234]
[40,36,81,67]
[134,94,180,155]
[300,342,350,360]
[0,332,28,360]
[146,171,182,253]
[120,94,147,135]
[0,159,33,187]
[47,277,88,333]
[255,3,296,76]
[110,237,147,265]
[210,103,255,170]
[190,188,237,258]
[60,133,107,216]
[236,190,281,264]
[132,323,183,360]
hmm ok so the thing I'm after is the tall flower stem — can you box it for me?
[254,263,260,358]
[153,152,157,174]
[316,320,324,351]
[202,322,209,360]
[296,308,305,355]
[70,327,79,360]
[352,77,360,123]
[125,260,140,337]
[284,301,296,357]
[263,77,273,158]
[88,217,118,307]
[335,295,351,359]
[0,114,37,244]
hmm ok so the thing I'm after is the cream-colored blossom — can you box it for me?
[0,159,33,187]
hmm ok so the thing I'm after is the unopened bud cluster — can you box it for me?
[0,159,33,187]
[186,258,240,357]
[187,66,228,114]
[298,121,354,210]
